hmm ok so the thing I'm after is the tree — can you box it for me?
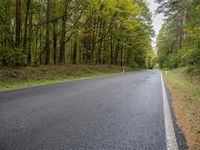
[156,0,200,68]
[44,0,51,65]
[23,0,31,64]
[16,0,21,48]
[0,0,154,68]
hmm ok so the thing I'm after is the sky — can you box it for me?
[145,0,164,46]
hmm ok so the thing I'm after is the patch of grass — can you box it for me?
[193,87,200,97]
[0,65,131,91]
[163,67,200,150]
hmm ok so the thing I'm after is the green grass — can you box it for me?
[163,67,200,150]
[193,87,200,97]
[0,73,114,91]
[0,65,129,91]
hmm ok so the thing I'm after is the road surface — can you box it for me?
[0,70,181,150]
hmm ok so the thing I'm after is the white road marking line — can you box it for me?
[161,72,179,150]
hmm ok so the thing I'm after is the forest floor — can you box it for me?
[0,65,132,92]
[163,67,200,150]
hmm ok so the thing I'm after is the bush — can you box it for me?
[0,46,25,66]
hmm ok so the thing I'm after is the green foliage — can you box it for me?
[156,0,200,69]
[0,47,25,66]
[0,0,154,68]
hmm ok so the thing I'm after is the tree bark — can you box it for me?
[120,47,123,66]
[28,11,32,65]
[72,32,78,64]
[16,0,21,48]
[114,40,120,64]
[59,0,69,64]
[23,0,31,64]
[44,0,51,65]
[110,34,113,64]
[53,22,57,64]
[72,11,78,64]
[97,21,103,64]
[59,15,67,64]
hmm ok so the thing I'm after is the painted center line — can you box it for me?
[161,72,179,150]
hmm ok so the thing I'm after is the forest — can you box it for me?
[1,1,200,149]
[156,0,200,69]
[0,0,154,69]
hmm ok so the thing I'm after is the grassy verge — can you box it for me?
[163,67,200,150]
[0,65,131,91]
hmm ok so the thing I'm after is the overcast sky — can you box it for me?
[145,0,164,45]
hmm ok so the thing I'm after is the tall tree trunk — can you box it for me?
[53,22,57,64]
[44,0,51,65]
[97,21,102,64]
[72,11,77,64]
[59,0,69,64]
[120,48,123,66]
[39,28,42,65]
[114,40,120,64]
[110,34,113,64]
[28,12,32,65]
[91,13,96,64]
[126,49,131,65]
[72,32,77,64]
[16,0,21,48]
[102,21,106,64]
[59,15,67,64]
[23,0,31,64]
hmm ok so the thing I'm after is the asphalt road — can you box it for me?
[0,70,173,150]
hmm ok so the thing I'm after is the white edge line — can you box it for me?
[161,72,179,150]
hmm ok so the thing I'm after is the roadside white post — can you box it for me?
[161,72,179,150]
[165,68,168,75]
[122,67,125,73]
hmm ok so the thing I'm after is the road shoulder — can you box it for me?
[161,73,179,150]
